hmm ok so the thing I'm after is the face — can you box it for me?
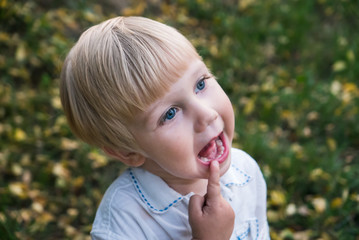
[129,58,235,189]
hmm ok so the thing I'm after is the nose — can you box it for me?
[193,101,218,133]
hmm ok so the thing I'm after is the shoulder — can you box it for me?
[91,169,148,238]
[97,169,136,210]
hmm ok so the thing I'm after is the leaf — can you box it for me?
[326,138,337,151]
[244,98,255,115]
[52,162,70,179]
[330,197,343,209]
[15,43,27,62]
[269,190,286,206]
[312,197,327,213]
[88,151,108,168]
[14,128,27,141]
[9,182,28,199]
[61,138,79,151]
[332,60,346,72]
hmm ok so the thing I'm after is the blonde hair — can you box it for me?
[60,16,200,152]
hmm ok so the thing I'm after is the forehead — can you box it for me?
[132,59,207,125]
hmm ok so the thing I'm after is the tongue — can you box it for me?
[199,140,217,159]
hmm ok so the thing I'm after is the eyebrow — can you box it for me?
[142,60,208,129]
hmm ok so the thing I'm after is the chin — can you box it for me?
[219,152,231,176]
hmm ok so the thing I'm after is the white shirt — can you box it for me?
[91,148,270,239]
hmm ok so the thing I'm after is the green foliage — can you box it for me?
[1,0,358,239]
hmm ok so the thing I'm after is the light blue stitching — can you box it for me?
[225,164,252,187]
[236,219,259,240]
[255,219,259,240]
[237,227,250,240]
[129,169,183,213]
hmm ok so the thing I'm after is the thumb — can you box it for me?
[206,160,221,203]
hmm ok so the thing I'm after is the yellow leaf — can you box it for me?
[297,205,310,216]
[209,45,218,57]
[244,98,255,115]
[267,210,280,222]
[343,82,358,94]
[14,128,27,141]
[330,197,343,208]
[0,32,10,42]
[310,168,330,181]
[238,0,256,10]
[65,225,77,236]
[37,212,54,224]
[338,36,347,46]
[0,0,7,8]
[293,230,313,240]
[72,176,85,188]
[89,151,108,168]
[16,43,27,62]
[326,138,337,151]
[312,197,327,213]
[32,201,44,213]
[61,138,79,150]
[347,50,355,62]
[11,163,23,176]
[280,109,292,120]
[51,96,62,109]
[350,193,359,202]
[330,80,341,96]
[286,203,296,216]
[9,182,28,199]
[332,60,346,72]
[269,190,286,206]
[52,162,70,179]
[279,229,293,239]
[122,2,146,16]
[84,11,97,22]
[67,208,79,217]
[20,209,32,222]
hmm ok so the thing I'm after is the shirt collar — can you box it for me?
[220,161,253,187]
[129,167,187,214]
[129,159,252,214]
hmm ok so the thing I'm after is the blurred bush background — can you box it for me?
[1,0,358,239]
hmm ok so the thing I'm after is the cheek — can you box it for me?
[218,94,235,141]
[218,92,235,123]
[149,124,192,157]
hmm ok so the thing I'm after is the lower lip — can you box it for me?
[198,133,229,166]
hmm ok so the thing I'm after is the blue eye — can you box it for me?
[164,107,177,121]
[194,76,211,93]
[195,77,208,93]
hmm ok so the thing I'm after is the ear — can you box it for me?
[102,147,146,167]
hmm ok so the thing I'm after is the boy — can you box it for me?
[60,16,270,239]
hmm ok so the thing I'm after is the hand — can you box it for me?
[188,161,235,240]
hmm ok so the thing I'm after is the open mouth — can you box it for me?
[197,132,228,165]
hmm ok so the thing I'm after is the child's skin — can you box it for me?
[189,160,235,240]
[107,59,234,194]
[60,16,264,239]
[105,58,236,239]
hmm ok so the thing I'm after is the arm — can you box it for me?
[255,163,270,239]
[188,161,235,240]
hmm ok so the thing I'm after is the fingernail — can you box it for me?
[212,160,219,167]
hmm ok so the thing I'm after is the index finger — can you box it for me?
[206,160,221,200]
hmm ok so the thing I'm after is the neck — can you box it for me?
[140,161,209,196]
[164,177,208,196]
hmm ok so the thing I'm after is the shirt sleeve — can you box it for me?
[254,161,270,239]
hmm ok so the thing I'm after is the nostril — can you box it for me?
[194,109,218,133]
